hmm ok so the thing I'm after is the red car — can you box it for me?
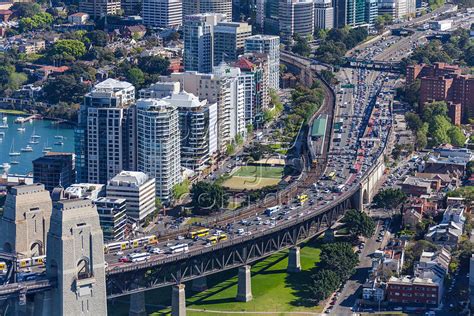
[118,256,131,263]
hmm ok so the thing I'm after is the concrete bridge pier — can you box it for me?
[287,246,301,273]
[236,265,252,302]
[171,284,186,316]
[129,292,147,316]
[191,276,207,292]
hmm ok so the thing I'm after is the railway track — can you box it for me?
[156,60,335,241]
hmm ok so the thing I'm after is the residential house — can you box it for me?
[442,204,466,225]
[68,12,90,25]
[414,249,451,281]
[401,177,433,196]
[362,279,386,302]
[425,222,463,248]
[122,25,147,39]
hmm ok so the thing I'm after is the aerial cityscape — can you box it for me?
[0,0,473,315]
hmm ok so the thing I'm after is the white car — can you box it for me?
[151,248,163,254]
[115,251,124,256]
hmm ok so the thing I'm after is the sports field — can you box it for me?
[222,166,284,190]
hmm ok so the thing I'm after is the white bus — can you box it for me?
[128,252,150,263]
[168,243,189,254]
[265,205,280,216]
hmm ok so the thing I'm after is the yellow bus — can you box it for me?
[218,234,228,241]
[189,228,210,239]
[0,261,6,273]
[206,236,218,244]
[298,194,309,205]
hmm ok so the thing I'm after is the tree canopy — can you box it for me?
[342,209,376,239]
[190,182,228,214]
[292,34,311,57]
[19,12,53,32]
[319,242,359,281]
[48,39,86,62]
[11,2,41,18]
[373,188,407,210]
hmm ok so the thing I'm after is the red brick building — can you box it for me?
[406,63,474,123]
[386,276,441,306]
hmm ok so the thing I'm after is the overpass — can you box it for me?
[343,58,402,73]
[0,54,391,316]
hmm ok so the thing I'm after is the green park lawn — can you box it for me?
[0,109,27,115]
[233,166,284,179]
[108,240,323,316]
[221,166,284,190]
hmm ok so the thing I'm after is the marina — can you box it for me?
[0,114,74,174]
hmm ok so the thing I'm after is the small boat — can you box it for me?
[21,145,34,152]
[54,141,64,146]
[31,128,40,139]
[17,127,26,132]
[0,116,7,129]
[43,141,52,152]
[9,141,20,156]
[54,135,64,140]
[1,162,10,170]
[10,160,19,165]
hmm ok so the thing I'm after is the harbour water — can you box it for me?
[0,113,75,175]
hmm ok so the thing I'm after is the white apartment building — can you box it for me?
[164,92,218,171]
[183,13,225,73]
[314,0,334,30]
[279,0,315,42]
[143,0,183,29]
[182,0,232,20]
[76,79,136,184]
[136,99,181,201]
[160,71,239,151]
[140,81,181,99]
[106,171,156,222]
[245,35,280,91]
[213,62,246,142]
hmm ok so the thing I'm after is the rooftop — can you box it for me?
[94,78,134,92]
[109,171,151,187]
[164,91,207,109]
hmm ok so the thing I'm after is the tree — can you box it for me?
[309,269,341,302]
[190,182,228,214]
[48,39,86,61]
[86,30,108,47]
[373,188,407,210]
[416,129,428,149]
[19,12,53,32]
[405,112,423,131]
[319,242,359,281]
[292,34,311,57]
[11,2,41,18]
[447,126,466,146]
[342,209,376,239]
[466,161,474,177]
[125,67,145,88]
[137,55,170,75]
[429,115,451,146]
[41,74,88,104]
[155,198,162,210]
